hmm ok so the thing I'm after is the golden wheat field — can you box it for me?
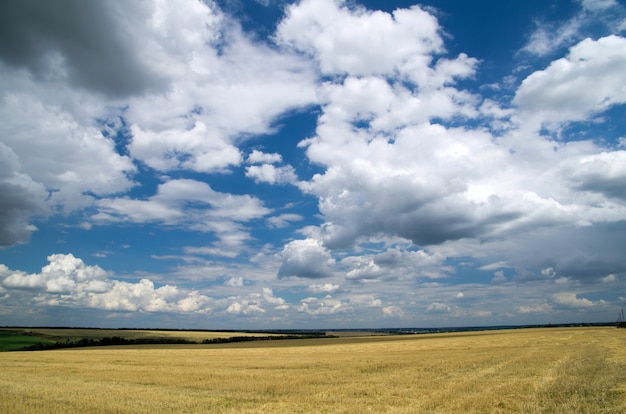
[1,327,625,413]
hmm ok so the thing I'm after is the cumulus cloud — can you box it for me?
[277,238,335,278]
[515,36,626,129]
[0,0,318,247]
[427,302,451,314]
[227,288,288,315]
[247,150,282,164]
[563,151,626,200]
[276,0,444,78]
[491,271,508,285]
[123,1,318,173]
[0,253,292,316]
[297,295,346,315]
[517,303,552,314]
[343,248,449,280]
[2,253,108,293]
[246,164,299,185]
[0,93,137,213]
[382,305,404,318]
[95,178,269,252]
[1,0,625,328]
[303,122,523,249]
[129,122,241,173]
[0,254,201,314]
[307,283,340,293]
[550,292,595,309]
[0,143,48,246]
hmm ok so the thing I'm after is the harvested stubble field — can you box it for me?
[1,327,625,413]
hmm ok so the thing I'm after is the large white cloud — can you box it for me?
[123,1,318,173]
[0,0,318,246]
[276,3,626,293]
[0,94,137,210]
[276,0,443,77]
[515,35,626,128]
[2,253,109,293]
[0,253,293,316]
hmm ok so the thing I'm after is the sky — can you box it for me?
[1,0,626,329]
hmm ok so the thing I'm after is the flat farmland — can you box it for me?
[0,328,281,343]
[1,327,625,413]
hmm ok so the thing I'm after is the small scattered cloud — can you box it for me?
[491,271,508,285]
[267,213,303,229]
[247,150,282,164]
[308,283,340,293]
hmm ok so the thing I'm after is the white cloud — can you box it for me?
[277,238,335,279]
[93,178,272,258]
[521,17,584,57]
[581,0,617,12]
[124,3,318,172]
[290,28,626,269]
[563,151,626,201]
[517,303,552,314]
[515,36,626,129]
[0,94,137,212]
[302,122,521,249]
[308,283,340,293]
[245,164,299,185]
[267,213,303,229]
[382,305,404,318]
[247,150,282,164]
[129,122,242,173]
[96,177,269,230]
[1,0,625,328]
[0,0,318,247]
[427,302,451,313]
[225,288,288,315]
[491,271,508,285]
[2,253,109,293]
[297,295,346,315]
[479,261,510,271]
[343,248,448,280]
[276,0,443,78]
[521,0,624,57]
[550,292,595,308]
[225,277,244,287]
[601,274,617,283]
[0,253,215,314]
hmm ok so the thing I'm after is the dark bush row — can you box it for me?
[200,334,333,344]
[20,336,195,351]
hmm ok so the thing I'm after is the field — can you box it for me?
[0,327,281,346]
[1,327,625,413]
[0,331,55,352]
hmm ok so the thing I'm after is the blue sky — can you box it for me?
[1,0,626,329]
